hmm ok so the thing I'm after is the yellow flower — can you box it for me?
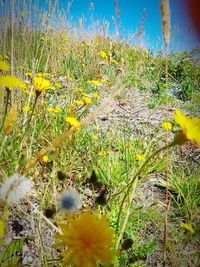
[54,213,115,267]
[54,107,62,113]
[98,51,108,60]
[98,151,110,156]
[93,93,100,100]
[83,96,92,105]
[4,104,17,135]
[92,135,99,141]
[111,59,119,65]
[162,121,172,131]
[0,60,10,71]
[93,125,99,131]
[136,153,145,161]
[33,77,50,94]
[42,155,49,163]
[75,100,84,106]
[174,110,200,146]
[0,75,26,91]
[65,116,80,128]
[22,106,30,112]
[47,107,54,113]
[100,79,108,84]
[87,80,100,87]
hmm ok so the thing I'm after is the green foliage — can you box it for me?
[0,238,24,267]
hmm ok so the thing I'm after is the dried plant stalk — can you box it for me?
[160,0,170,46]
[4,104,17,135]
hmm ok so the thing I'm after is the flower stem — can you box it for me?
[115,141,175,253]
[0,89,10,132]
[23,95,38,137]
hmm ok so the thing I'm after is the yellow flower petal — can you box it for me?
[0,75,26,90]
[65,117,80,128]
[0,60,10,71]
[174,110,200,146]
[162,121,172,131]
[33,77,50,93]
[54,213,115,267]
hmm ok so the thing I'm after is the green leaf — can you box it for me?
[0,238,24,266]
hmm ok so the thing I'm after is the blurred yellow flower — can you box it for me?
[136,153,145,161]
[42,155,49,163]
[22,106,30,112]
[174,110,200,146]
[54,213,115,267]
[47,107,54,113]
[83,96,92,105]
[76,100,84,106]
[93,93,100,100]
[100,79,108,84]
[162,121,172,131]
[93,125,99,131]
[98,151,110,156]
[0,61,10,71]
[111,59,119,65]
[0,75,26,91]
[92,135,99,141]
[98,51,108,60]
[87,80,100,87]
[54,107,62,113]
[33,77,50,94]
[65,116,80,128]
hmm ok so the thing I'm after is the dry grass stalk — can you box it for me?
[160,0,170,46]
[4,103,17,135]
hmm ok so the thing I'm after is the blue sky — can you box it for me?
[58,0,199,51]
[2,0,199,51]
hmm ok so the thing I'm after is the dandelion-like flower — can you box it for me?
[54,213,115,267]
[162,121,172,131]
[136,153,145,161]
[174,110,200,146]
[0,173,34,205]
[0,75,26,91]
[33,77,50,95]
[65,116,80,129]
[0,60,10,71]
[58,189,81,212]
[87,80,100,87]
[42,155,49,163]
[98,51,108,60]
[83,96,93,105]
[22,106,30,112]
